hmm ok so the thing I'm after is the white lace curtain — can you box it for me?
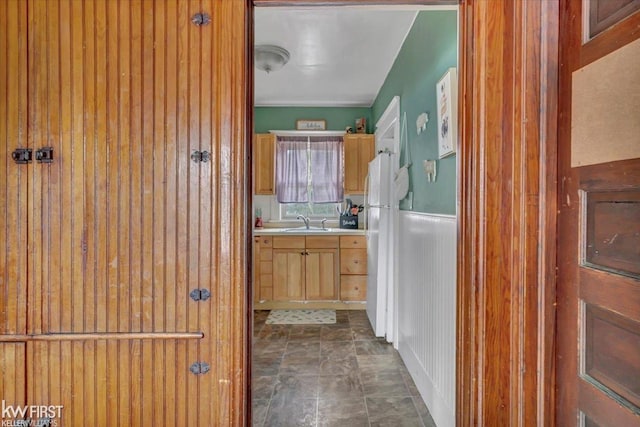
[275,135,344,203]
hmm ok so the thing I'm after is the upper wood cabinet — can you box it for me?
[254,133,276,195]
[344,134,375,194]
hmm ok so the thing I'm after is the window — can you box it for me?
[275,135,343,219]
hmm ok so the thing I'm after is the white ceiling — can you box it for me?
[254,7,423,107]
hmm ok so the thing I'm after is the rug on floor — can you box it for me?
[265,309,336,325]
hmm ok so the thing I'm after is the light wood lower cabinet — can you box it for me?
[339,236,368,301]
[273,249,306,300]
[305,249,339,300]
[254,234,365,302]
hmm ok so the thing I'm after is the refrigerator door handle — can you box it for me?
[364,172,369,237]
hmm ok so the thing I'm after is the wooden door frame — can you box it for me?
[247,0,560,425]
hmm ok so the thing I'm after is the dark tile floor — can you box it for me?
[252,310,437,427]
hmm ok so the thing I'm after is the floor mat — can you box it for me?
[265,309,336,325]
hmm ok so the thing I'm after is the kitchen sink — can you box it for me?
[283,226,330,232]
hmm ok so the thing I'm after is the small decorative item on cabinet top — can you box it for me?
[296,119,326,130]
[355,117,366,133]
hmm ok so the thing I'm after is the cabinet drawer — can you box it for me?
[306,235,339,249]
[256,236,273,247]
[339,235,366,248]
[340,248,367,275]
[273,236,306,249]
[340,275,367,301]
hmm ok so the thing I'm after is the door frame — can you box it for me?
[247,1,560,425]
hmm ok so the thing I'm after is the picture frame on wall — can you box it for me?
[296,119,326,130]
[436,68,458,159]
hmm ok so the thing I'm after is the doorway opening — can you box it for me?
[250,4,459,426]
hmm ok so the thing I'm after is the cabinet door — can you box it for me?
[273,249,305,300]
[344,135,375,194]
[306,249,339,300]
[343,135,361,194]
[254,133,275,194]
[358,135,375,192]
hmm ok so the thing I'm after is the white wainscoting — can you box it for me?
[397,211,456,427]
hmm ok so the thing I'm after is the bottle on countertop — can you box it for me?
[255,208,263,228]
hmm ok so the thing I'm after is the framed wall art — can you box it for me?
[436,68,458,159]
[296,119,326,130]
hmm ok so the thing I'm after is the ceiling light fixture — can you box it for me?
[255,45,290,73]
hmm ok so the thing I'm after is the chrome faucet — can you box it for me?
[296,215,311,229]
[321,218,328,230]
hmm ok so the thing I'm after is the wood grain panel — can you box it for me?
[585,190,640,277]
[579,374,640,427]
[339,235,366,248]
[28,0,218,335]
[558,2,640,422]
[588,0,640,39]
[28,339,201,427]
[0,343,26,411]
[457,0,559,425]
[340,275,367,301]
[305,249,338,300]
[16,0,250,425]
[273,236,306,249]
[584,304,640,409]
[581,267,640,323]
[340,248,367,275]
[0,0,27,336]
[305,235,339,248]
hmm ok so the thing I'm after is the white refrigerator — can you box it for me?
[365,152,394,339]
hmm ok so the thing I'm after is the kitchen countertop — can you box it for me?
[254,227,365,236]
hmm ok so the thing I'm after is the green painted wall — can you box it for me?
[372,11,458,215]
[254,107,372,133]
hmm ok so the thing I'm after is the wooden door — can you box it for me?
[1,0,249,425]
[305,249,338,300]
[254,133,275,195]
[272,249,305,301]
[557,1,640,425]
[0,0,28,411]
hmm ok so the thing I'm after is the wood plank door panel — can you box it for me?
[28,0,210,336]
[305,249,338,300]
[272,250,305,301]
[0,0,28,337]
[0,1,28,415]
[0,343,26,415]
[27,339,202,426]
[0,0,251,425]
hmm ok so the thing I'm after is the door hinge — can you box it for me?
[35,147,54,163]
[191,12,211,26]
[191,150,210,163]
[11,148,33,164]
[189,361,210,375]
[190,288,211,301]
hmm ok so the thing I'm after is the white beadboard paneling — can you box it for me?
[397,211,456,427]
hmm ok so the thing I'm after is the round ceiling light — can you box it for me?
[255,45,290,73]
